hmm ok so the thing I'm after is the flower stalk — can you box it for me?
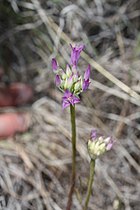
[83,129,114,210]
[83,159,95,210]
[66,104,76,210]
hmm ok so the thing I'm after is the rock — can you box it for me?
[0,112,31,139]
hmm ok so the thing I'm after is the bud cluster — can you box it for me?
[87,129,114,160]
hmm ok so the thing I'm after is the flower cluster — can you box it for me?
[87,129,114,160]
[52,44,90,109]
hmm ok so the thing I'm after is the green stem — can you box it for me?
[83,159,95,210]
[66,104,76,210]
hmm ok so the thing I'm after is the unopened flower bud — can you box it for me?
[66,65,72,77]
[74,78,82,93]
[52,58,58,71]
[87,129,114,160]
[70,44,85,67]
[62,71,67,80]
[64,77,73,90]
[55,75,61,87]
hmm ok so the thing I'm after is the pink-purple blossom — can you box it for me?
[62,90,80,109]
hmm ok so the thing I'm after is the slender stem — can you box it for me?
[66,104,76,210]
[83,159,95,210]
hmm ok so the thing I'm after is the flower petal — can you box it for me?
[62,99,70,109]
[84,65,90,80]
[62,90,80,109]
[82,79,90,91]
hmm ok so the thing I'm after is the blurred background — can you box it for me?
[0,0,140,209]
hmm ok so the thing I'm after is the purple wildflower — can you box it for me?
[62,90,80,109]
[52,58,58,71]
[51,44,91,109]
[70,44,85,67]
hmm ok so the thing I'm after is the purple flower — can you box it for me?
[83,65,91,91]
[62,90,80,109]
[52,58,58,71]
[70,44,85,67]
[51,44,91,109]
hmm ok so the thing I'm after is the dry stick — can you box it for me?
[66,105,76,210]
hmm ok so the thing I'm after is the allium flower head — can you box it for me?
[87,129,114,160]
[51,44,91,109]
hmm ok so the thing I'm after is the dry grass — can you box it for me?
[0,0,140,209]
